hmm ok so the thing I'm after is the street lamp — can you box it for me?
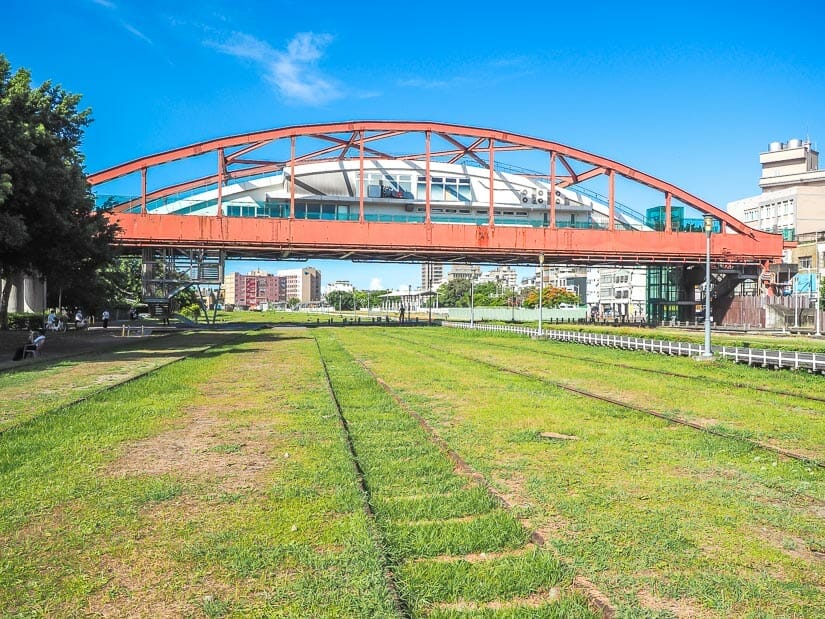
[816,273,822,337]
[470,273,475,327]
[538,253,545,337]
[793,275,799,329]
[701,214,714,359]
[428,274,433,325]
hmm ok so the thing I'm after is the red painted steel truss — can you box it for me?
[88,121,786,265]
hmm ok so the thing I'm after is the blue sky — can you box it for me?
[4,0,825,289]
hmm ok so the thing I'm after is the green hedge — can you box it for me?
[7,313,44,331]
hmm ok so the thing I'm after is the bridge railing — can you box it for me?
[444,322,825,373]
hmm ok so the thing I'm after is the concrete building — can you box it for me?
[727,138,825,302]
[728,139,825,240]
[478,265,518,289]
[593,268,647,318]
[278,267,322,305]
[223,269,286,310]
[420,262,444,289]
[448,264,481,281]
[325,280,354,295]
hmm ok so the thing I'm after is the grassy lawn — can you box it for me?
[2,323,821,617]
[327,326,825,618]
[0,330,242,433]
[315,332,596,617]
[407,329,825,465]
[0,329,397,617]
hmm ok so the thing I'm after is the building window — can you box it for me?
[799,256,812,269]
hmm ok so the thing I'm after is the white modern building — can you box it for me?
[727,139,825,240]
[591,267,647,318]
[324,280,354,295]
[135,159,647,232]
[478,265,518,289]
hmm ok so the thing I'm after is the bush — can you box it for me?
[8,313,44,331]
[180,303,201,321]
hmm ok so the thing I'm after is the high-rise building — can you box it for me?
[420,262,444,289]
[277,267,322,305]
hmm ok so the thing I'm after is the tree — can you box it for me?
[820,277,824,311]
[0,55,118,328]
[438,279,471,307]
[354,289,388,310]
[523,285,580,309]
[326,290,353,311]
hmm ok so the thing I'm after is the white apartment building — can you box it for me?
[420,262,445,289]
[324,280,354,295]
[728,139,825,240]
[588,267,647,318]
[478,265,518,289]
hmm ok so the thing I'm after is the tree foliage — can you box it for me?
[434,279,516,308]
[326,290,354,311]
[0,54,118,328]
[523,285,580,308]
[354,289,389,310]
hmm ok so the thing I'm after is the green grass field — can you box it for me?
[0,325,822,617]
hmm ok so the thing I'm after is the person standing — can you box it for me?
[101,309,110,329]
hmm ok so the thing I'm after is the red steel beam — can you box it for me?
[108,213,785,265]
[87,120,779,245]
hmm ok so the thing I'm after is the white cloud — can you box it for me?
[91,0,116,8]
[396,77,451,89]
[122,22,153,45]
[213,32,342,105]
[370,278,383,291]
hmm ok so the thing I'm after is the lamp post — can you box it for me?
[428,274,433,325]
[538,253,545,337]
[793,275,799,330]
[701,215,714,359]
[470,274,475,328]
[816,273,822,337]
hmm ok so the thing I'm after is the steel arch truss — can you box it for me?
[88,121,786,265]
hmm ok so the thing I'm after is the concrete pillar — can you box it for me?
[3,273,46,313]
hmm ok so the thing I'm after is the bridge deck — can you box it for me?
[112,213,784,265]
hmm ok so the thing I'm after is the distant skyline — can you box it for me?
[4,0,824,288]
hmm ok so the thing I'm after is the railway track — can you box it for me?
[312,336,410,618]
[385,332,825,472]
[313,334,604,618]
[481,338,825,407]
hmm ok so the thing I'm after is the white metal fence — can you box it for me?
[444,322,825,373]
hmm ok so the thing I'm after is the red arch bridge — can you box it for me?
[88,121,788,319]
